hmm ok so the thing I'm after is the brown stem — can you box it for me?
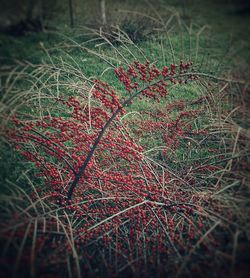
[66,80,161,201]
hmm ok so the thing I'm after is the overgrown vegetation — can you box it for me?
[0,1,249,277]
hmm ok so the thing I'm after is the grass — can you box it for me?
[0,1,249,277]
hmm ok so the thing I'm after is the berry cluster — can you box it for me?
[115,60,195,101]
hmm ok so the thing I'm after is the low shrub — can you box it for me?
[1,59,229,276]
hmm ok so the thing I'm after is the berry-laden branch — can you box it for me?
[66,61,196,201]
